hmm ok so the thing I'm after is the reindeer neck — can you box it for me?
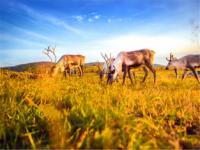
[113,54,123,73]
[56,56,66,66]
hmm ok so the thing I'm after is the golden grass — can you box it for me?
[0,68,200,149]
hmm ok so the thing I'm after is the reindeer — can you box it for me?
[107,49,156,85]
[51,54,85,77]
[166,53,200,83]
[98,53,136,83]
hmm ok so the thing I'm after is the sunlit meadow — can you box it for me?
[0,66,200,149]
[0,0,200,149]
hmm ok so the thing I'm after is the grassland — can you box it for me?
[0,67,200,149]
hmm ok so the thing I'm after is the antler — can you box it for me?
[48,45,57,62]
[101,52,108,63]
[105,53,113,65]
[166,57,170,61]
[170,52,177,60]
[105,53,109,60]
[166,52,175,61]
[170,53,174,59]
[43,48,53,62]
[101,52,109,68]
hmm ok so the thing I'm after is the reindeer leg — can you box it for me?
[142,66,148,83]
[174,68,178,79]
[122,67,127,85]
[64,69,67,77]
[132,71,136,83]
[145,62,156,83]
[116,74,119,82]
[64,67,68,77]
[67,64,72,76]
[128,68,134,85]
[68,68,71,76]
[78,66,82,77]
[189,67,200,83]
[80,65,84,76]
[182,69,188,80]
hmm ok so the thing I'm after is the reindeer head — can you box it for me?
[107,64,116,84]
[100,52,114,81]
[166,53,177,70]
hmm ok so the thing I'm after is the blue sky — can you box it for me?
[0,0,199,66]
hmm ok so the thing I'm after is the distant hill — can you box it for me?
[1,61,104,75]
[85,62,103,66]
[1,61,55,74]
[1,61,165,74]
[154,64,165,67]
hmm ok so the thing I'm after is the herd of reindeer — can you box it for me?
[44,46,200,84]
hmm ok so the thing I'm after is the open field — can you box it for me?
[0,67,200,149]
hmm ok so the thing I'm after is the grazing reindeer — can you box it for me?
[166,53,200,83]
[51,55,85,77]
[107,49,156,85]
[98,53,135,82]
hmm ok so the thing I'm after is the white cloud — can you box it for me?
[0,33,46,47]
[20,30,51,41]
[87,13,101,22]
[7,24,52,42]
[18,3,85,37]
[118,18,123,22]
[96,34,192,58]
[94,15,100,19]
[88,18,93,22]
[107,19,112,23]
[46,16,85,36]
[73,15,84,22]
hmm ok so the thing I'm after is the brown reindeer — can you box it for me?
[107,49,156,85]
[51,55,85,77]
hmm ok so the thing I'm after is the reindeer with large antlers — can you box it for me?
[99,52,136,83]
